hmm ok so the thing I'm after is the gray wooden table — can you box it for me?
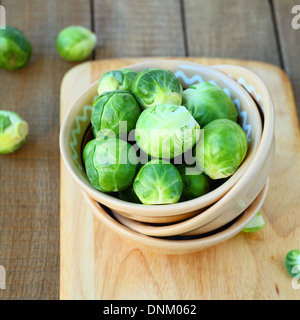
[0,0,299,300]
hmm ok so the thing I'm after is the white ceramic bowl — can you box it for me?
[111,178,269,237]
[86,63,274,238]
[82,180,268,255]
[60,60,264,224]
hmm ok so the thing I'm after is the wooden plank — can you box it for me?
[93,0,186,58]
[0,0,92,300]
[183,0,281,65]
[273,0,300,116]
[60,58,300,300]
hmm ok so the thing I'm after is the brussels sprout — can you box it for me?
[56,26,97,62]
[83,138,138,192]
[285,249,300,277]
[196,119,248,179]
[0,26,32,70]
[135,104,200,159]
[242,212,265,232]
[132,68,183,109]
[0,110,28,154]
[133,159,183,205]
[97,69,138,96]
[177,164,210,201]
[91,90,141,139]
[182,82,238,127]
[118,186,141,204]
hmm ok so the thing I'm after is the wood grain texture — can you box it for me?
[273,0,300,117]
[93,0,186,58]
[1,0,299,300]
[60,58,300,300]
[0,0,92,300]
[183,0,280,65]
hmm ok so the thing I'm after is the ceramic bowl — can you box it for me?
[60,60,263,224]
[98,63,275,237]
[111,178,268,237]
[82,180,268,255]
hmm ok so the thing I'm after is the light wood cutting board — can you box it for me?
[60,58,300,300]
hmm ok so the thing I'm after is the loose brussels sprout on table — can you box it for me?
[285,249,300,277]
[182,82,238,127]
[196,119,248,180]
[132,68,183,109]
[0,26,32,71]
[135,104,200,159]
[91,90,141,139]
[83,138,138,193]
[133,159,183,205]
[0,110,28,154]
[177,164,210,201]
[242,212,265,232]
[97,69,137,96]
[56,26,97,62]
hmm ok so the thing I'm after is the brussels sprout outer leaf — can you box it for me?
[177,164,210,201]
[0,115,11,132]
[91,90,141,139]
[0,110,28,154]
[242,212,265,233]
[182,82,238,127]
[132,68,183,109]
[0,26,32,70]
[56,26,97,62]
[135,104,200,159]
[133,159,183,205]
[97,69,138,96]
[91,94,111,133]
[83,138,138,193]
[285,249,300,277]
[196,119,248,179]
[83,140,100,189]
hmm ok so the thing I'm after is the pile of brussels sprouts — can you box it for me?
[83,67,249,205]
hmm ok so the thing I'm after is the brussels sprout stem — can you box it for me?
[16,121,28,138]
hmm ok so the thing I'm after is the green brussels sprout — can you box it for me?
[0,110,28,154]
[132,68,183,109]
[56,26,97,62]
[83,138,138,192]
[118,186,141,204]
[182,82,238,127]
[97,69,138,96]
[285,249,300,277]
[177,164,210,201]
[0,26,32,70]
[196,119,248,179]
[91,90,141,139]
[242,212,265,232]
[133,159,183,205]
[135,104,200,159]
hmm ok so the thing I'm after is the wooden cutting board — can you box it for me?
[60,57,300,300]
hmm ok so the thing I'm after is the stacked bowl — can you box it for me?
[59,60,275,254]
